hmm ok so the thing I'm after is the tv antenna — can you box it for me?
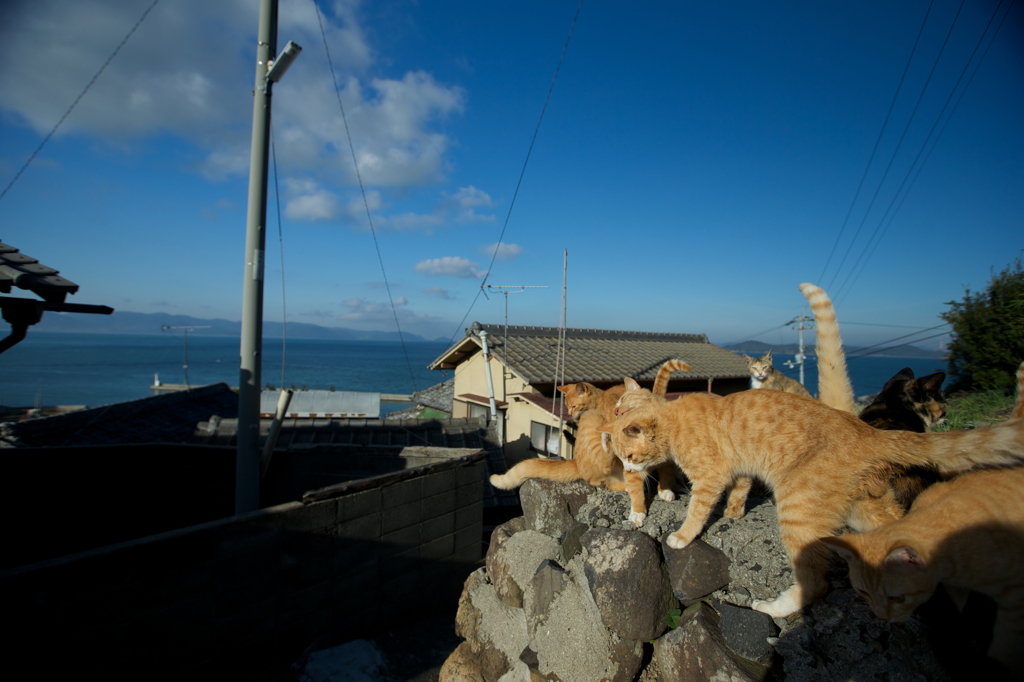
[783,306,814,387]
[161,325,210,387]
[480,284,548,377]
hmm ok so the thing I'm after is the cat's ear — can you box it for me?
[764,349,772,361]
[742,354,752,361]
[919,372,945,393]
[624,377,642,392]
[895,367,915,380]
[884,545,927,573]
[820,535,861,564]
[556,384,570,394]
[600,432,611,453]
[575,383,591,396]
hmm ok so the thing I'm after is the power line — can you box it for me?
[445,0,584,347]
[834,0,1016,307]
[312,0,419,392]
[847,331,952,359]
[816,0,935,285]
[0,0,160,205]
[826,0,967,294]
[845,322,951,358]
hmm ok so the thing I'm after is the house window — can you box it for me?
[468,402,490,419]
[530,421,560,456]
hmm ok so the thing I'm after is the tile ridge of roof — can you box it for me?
[473,322,708,341]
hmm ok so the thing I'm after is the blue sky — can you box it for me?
[1,0,1021,348]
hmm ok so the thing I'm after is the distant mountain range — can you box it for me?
[723,340,946,359]
[32,310,448,343]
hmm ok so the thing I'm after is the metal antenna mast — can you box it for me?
[784,306,814,386]
[161,325,210,387]
[480,285,549,375]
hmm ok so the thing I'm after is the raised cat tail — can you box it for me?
[799,283,855,414]
[1013,360,1024,419]
[652,359,692,396]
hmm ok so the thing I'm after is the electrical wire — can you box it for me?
[834,0,1016,307]
[845,323,951,358]
[816,0,935,285]
[825,0,967,294]
[445,0,584,347]
[0,0,160,205]
[312,0,419,393]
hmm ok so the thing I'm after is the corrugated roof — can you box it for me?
[260,390,380,418]
[429,323,748,384]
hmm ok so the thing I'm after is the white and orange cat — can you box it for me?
[743,349,813,398]
[600,366,1024,618]
[491,359,691,526]
[822,362,1024,677]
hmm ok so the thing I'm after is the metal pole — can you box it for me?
[237,0,277,515]
[478,330,498,420]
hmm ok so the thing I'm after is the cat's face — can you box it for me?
[743,351,773,382]
[822,535,937,623]
[599,413,669,473]
[557,382,597,421]
[909,373,947,428]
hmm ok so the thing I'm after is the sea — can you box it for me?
[0,332,949,411]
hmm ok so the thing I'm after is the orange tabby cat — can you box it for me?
[822,464,1024,677]
[490,410,652,525]
[600,385,1024,618]
[494,359,694,526]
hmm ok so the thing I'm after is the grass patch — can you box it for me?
[935,389,1017,431]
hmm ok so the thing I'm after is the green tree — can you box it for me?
[941,255,1024,392]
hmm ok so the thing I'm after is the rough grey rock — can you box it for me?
[523,553,643,682]
[520,478,593,537]
[494,529,560,613]
[453,568,530,681]
[663,536,732,602]
[485,517,529,608]
[716,600,779,665]
[557,521,588,565]
[580,528,676,643]
[654,602,771,682]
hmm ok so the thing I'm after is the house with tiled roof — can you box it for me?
[428,322,750,465]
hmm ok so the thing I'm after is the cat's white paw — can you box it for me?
[629,511,646,527]
[658,489,676,502]
[665,534,689,549]
[752,588,801,618]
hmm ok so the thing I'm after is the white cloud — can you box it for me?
[446,186,495,223]
[0,0,463,189]
[424,286,453,300]
[480,242,522,262]
[414,256,485,279]
[285,189,340,221]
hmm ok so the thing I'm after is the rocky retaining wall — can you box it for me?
[439,478,990,681]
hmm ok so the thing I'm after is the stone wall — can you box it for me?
[0,451,488,678]
[441,478,998,681]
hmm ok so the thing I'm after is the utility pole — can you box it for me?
[237,0,301,514]
[784,306,814,386]
[161,325,210,387]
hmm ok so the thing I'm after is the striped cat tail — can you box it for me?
[887,418,1024,474]
[1013,360,1024,419]
[652,359,692,396]
[800,283,856,414]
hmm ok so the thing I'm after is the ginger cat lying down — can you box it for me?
[600,382,1024,618]
[490,360,691,526]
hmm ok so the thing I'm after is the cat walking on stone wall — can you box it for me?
[599,380,1024,618]
[743,349,813,398]
[492,359,693,526]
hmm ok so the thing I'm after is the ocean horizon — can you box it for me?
[0,331,950,410]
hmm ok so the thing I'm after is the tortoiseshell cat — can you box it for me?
[860,367,947,432]
[496,359,694,526]
[822,466,1024,678]
[600,382,1024,617]
[743,349,813,398]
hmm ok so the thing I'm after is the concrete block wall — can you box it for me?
[0,451,487,677]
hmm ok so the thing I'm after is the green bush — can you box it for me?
[941,255,1024,392]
